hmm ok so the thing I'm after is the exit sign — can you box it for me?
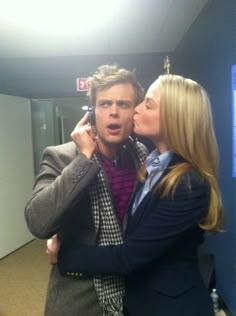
[76,78,88,91]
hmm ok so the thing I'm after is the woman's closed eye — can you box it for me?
[145,102,151,109]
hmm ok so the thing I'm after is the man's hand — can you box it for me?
[70,112,97,159]
[46,234,61,265]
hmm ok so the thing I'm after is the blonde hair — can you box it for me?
[152,74,223,232]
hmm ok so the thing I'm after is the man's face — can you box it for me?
[95,83,136,148]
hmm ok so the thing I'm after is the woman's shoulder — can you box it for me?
[170,153,208,186]
[178,167,210,195]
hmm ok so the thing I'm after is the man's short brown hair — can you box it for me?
[87,64,144,107]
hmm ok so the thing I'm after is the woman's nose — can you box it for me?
[135,102,142,114]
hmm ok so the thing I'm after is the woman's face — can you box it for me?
[134,79,165,149]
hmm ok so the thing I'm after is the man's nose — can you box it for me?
[109,103,119,116]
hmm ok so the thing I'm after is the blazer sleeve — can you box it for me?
[58,170,210,276]
[24,145,101,239]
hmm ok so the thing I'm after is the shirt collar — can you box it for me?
[146,149,173,175]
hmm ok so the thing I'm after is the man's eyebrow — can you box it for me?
[117,99,133,104]
[97,99,111,102]
[98,98,133,103]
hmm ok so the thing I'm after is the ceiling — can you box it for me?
[0,0,209,59]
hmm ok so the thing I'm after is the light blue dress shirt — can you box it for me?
[132,149,173,215]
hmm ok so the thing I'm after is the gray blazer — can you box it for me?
[25,140,147,316]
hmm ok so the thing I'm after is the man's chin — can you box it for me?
[98,135,129,146]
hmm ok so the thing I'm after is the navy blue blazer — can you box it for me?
[58,153,214,316]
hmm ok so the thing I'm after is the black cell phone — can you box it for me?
[88,106,96,126]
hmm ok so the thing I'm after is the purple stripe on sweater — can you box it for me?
[101,154,136,223]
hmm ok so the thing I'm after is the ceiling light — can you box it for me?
[0,0,120,37]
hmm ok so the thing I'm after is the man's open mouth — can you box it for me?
[107,124,121,130]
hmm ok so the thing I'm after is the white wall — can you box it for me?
[0,94,34,258]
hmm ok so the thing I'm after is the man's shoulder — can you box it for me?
[43,142,78,161]
[48,141,76,152]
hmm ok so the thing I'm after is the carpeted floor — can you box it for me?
[0,239,50,316]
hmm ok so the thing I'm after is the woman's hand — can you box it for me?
[46,234,61,265]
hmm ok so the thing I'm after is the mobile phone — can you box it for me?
[88,106,96,126]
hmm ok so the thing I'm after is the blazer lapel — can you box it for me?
[125,152,185,234]
[124,180,145,233]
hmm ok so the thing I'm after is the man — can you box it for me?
[25,65,147,316]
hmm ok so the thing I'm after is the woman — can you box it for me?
[57,74,223,316]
